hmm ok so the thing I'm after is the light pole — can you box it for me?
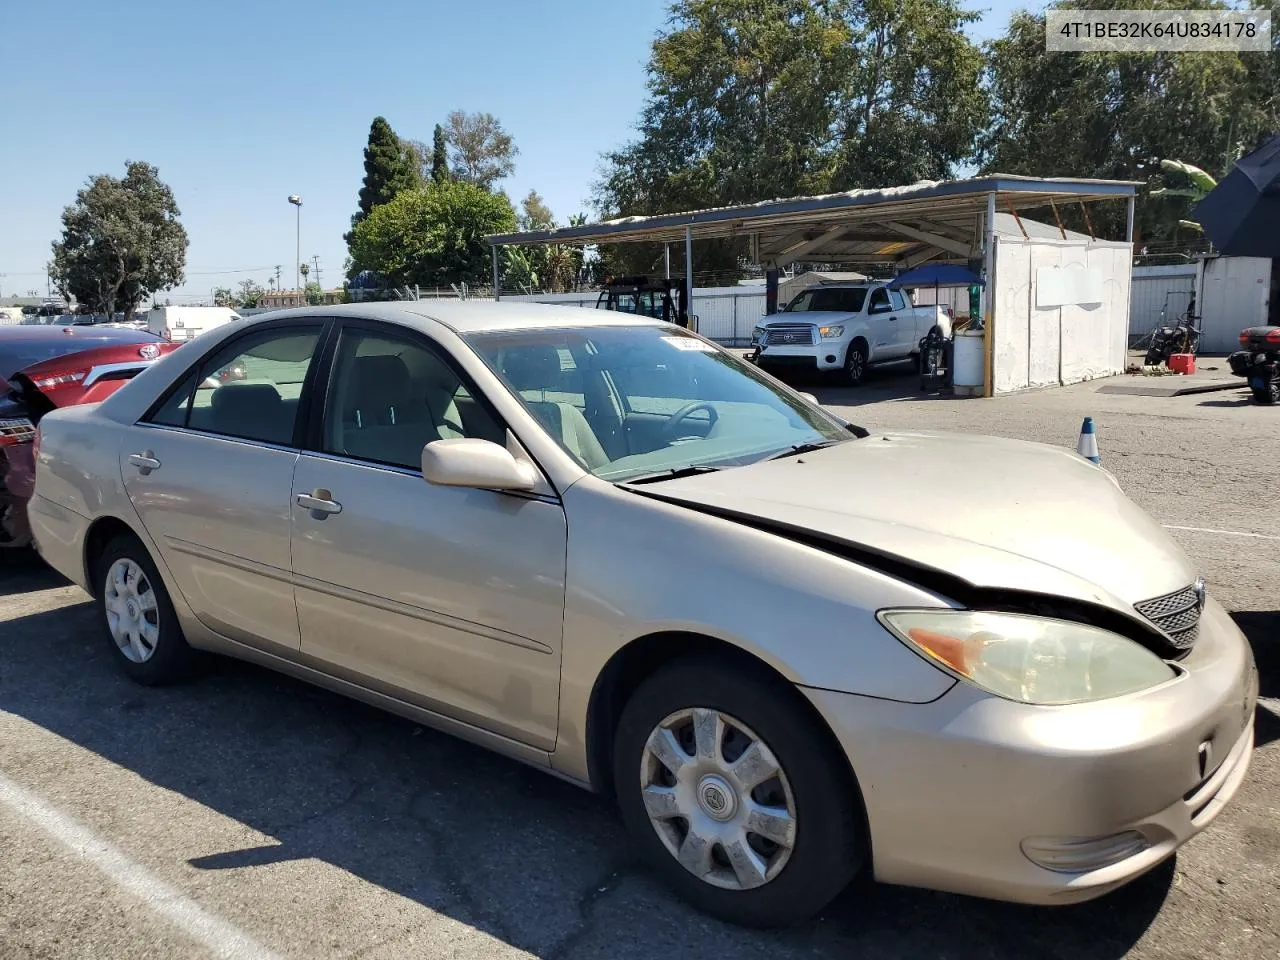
[288,195,302,297]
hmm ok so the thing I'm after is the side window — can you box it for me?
[147,372,198,427]
[869,288,891,313]
[890,289,907,311]
[174,327,321,445]
[323,329,505,470]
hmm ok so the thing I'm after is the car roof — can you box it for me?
[246,300,668,335]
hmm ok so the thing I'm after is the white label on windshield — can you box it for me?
[661,336,716,352]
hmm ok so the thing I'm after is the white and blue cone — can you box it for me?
[1076,417,1101,464]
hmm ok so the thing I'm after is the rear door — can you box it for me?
[866,286,902,357]
[120,320,327,654]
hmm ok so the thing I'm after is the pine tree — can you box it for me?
[431,124,449,184]
[348,116,420,241]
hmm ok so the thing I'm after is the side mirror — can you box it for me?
[421,438,539,492]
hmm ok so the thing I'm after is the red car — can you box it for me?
[1,326,184,548]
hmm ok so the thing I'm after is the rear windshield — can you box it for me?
[783,287,868,313]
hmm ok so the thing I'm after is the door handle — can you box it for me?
[128,452,161,474]
[296,490,342,516]
[887,315,897,322]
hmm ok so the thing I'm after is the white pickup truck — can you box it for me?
[749,281,949,384]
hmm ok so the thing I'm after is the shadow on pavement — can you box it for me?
[0,549,69,598]
[1231,611,1280,749]
[1197,398,1254,408]
[0,598,1174,960]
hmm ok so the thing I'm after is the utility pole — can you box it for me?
[288,195,303,292]
[311,255,322,290]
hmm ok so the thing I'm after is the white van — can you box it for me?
[147,306,242,342]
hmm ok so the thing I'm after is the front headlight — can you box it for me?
[751,326,765,342]
[819,325,844,338]
[878,610,1176,705]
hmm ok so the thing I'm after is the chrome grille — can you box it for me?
[1134,583,1203,651]
[762,324,816,346]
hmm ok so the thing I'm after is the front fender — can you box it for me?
[551,478,957,783]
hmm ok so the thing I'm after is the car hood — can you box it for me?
[643,431,1196,612]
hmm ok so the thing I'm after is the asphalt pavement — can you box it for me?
[1,366,1277,960]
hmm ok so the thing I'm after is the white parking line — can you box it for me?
[0,770,283,960]
[1163,524,1280,542]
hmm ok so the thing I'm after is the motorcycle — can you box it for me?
[1144,313,1202,367]
[1227,326,1280,404]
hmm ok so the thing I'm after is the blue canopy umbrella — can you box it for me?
[889,264,985,327]
[1194,135,1280,258]
[887,264,985,289]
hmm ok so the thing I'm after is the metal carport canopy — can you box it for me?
[487,175,1140,268]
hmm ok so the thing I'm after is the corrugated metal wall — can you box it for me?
[1129,265,1197,344]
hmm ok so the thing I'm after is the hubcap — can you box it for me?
[639,708,797,891]
[849,351,865,379]
[103,558,160,664]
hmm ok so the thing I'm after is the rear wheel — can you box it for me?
[844,340,869,386]
[95,534,197,684]
[612,659,864,927]
[1252,381,1280,404]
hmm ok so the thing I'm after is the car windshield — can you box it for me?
[783,287,868,313]
[466,325,850,482]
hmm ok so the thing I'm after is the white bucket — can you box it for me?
[952,329,985,392]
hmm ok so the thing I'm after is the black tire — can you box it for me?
[612,657,865,928]
[844,340,869,386]
[94,534,197,685]
[1252,382,1280,405]
[1144,347,1163,366]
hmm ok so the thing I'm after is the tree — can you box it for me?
[304,281,325,305]
[980,0,1278,244]
[445,110,518,188]
[236,280,265,307]
[348,116,421,241]
[49,161,188,323]
[212,286,235,307]
[299,262,310,287]
[431,123,449,183]
[347,179,517,289]
[594,0,986,279]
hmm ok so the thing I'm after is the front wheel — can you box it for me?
[612,659,865,927]
[1252,382,1280,405]
[844,341,869,386]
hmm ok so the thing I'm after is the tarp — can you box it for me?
[888,264,985,289]
[1194,135,1280,258]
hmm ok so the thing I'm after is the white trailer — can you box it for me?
[147,306,242,342]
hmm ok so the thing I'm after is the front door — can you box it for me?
[290,322,567,750]
[121,322,325,653]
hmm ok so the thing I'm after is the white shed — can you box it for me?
[988,226,1132,392]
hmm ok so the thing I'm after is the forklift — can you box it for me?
[594,276,696,330]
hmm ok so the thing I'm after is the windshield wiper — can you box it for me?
[622,465,724,485]
[764,439,842,461]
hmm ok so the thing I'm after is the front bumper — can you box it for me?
[803,597,1258,905]
[753,344,844,372]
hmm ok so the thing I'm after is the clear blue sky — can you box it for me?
[1,0,1027,303]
